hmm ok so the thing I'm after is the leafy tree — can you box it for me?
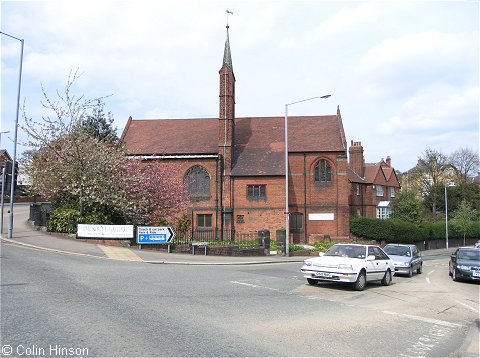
[80,99,118,143]
[450,200,479,246]
[449,147,479,184]
[391,190,423,224]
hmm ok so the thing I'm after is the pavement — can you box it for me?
[1,203,454,265]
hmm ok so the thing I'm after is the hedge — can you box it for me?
[350,217,480,243]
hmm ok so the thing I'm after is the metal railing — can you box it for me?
[173,228,260,248]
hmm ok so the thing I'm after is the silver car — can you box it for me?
[383,244,423,277]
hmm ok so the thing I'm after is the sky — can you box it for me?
[1,0,478,172]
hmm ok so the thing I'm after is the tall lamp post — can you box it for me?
[285,94,331,256]
[444,181,455,249]
[1,31,24,239]
[0,130,10,148]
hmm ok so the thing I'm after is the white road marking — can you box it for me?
[426,277,431,284]
[400,325,452,357]
[230,281,281,292]
[454,299,479,313]
[383,310,461,328]
[428,269,435,275]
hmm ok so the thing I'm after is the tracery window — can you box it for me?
[184,165,210,200]
[314,159,332,183]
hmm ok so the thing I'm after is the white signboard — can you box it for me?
[309,213,334,221]
[77,224,134,239]
[137,226,175,244]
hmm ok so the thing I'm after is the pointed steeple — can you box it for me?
[222,26,233,69]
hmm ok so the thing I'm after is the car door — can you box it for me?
[411,246,421,270]
[366,246,384,280]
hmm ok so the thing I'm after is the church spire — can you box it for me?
[222,25,233,69]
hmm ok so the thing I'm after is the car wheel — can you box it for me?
[417,264,422,274]
[407,266,413,277]
[354,271,366,291]
[452,269,458,281]
[381,269,392,286]
[307,278,318,285]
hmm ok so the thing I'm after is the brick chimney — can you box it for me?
[386,156,391,167]
[349,140,365,177]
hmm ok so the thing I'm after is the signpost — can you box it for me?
[137,226,175,245]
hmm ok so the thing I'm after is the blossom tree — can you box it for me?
[119,160,190,226]
[22,71,189,228]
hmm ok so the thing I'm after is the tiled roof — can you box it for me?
[120,117,219,155]
[121,114,347,176]
[356,162,400,188]
[347,168,367,183]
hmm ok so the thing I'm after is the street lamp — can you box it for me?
[1,31,24,239]
[444,181,455,249]
[0,131,10,148]
[285,94,331,256]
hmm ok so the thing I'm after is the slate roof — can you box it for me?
[120,114,347,176]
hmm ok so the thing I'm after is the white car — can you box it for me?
[301,244,395,291]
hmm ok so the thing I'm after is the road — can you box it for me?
[1,242,478,357]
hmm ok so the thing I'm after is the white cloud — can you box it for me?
[1,0,478,173]
[358,31,477,99]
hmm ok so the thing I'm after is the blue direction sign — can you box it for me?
[137,226,175,244]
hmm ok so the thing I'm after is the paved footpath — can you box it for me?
[1,203,454,265]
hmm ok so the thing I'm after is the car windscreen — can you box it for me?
[384,246,411,257]
[324,245,366,259]
[458,249,480,261]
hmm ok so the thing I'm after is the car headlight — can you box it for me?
[458,265,470,270]
[303,260,312,266]
[338,264,353,270]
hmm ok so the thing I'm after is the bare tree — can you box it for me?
[449,147,479,184]
[413,148,449,215]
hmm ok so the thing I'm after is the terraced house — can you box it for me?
[120,27,352,243]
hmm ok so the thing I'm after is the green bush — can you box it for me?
[47,208,81,233]
[80,211,112,225]
[47,207,113,233]
[350,216,480,243]
[313,241,334,252]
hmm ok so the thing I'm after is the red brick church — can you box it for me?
[120,27,352,243]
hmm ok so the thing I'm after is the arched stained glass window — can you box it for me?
[184,165,210,199]
[314,159,332,183]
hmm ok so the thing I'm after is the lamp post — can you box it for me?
[444,181,455,249]
[0,131,10,148]
[285,94,331,256]
[1,31,24,239]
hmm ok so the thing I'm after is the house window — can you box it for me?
[390,187,396,197]
[289,212,303,232]
[185,165,210,200]
[247,185,266,200]
[376,185,384,197]
[376,207,391,219]
[315,159,332,183]
[356,184,361,196]
[376,201,391,219]
[197,214,212,228]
